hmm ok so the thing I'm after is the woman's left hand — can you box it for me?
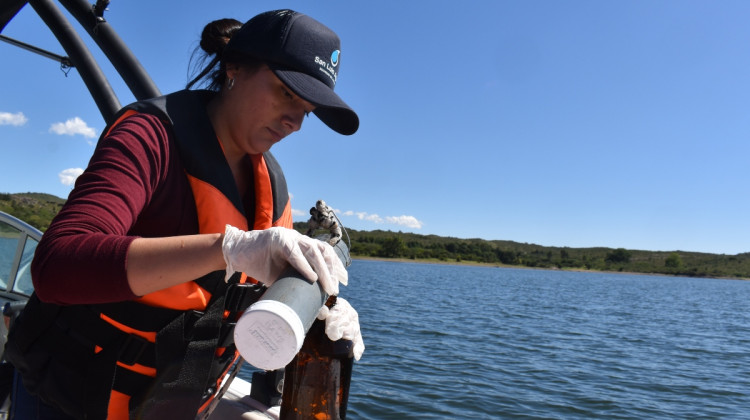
[317,297,365,360]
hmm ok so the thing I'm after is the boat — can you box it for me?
[0,1,309,418]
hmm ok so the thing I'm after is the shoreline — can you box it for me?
[350,256,750,281]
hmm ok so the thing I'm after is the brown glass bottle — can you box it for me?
[279,296,354,420]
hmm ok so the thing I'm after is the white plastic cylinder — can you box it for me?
[234,299,307,371]
[234,239,350,370]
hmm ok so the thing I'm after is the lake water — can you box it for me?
[241,260,750,419]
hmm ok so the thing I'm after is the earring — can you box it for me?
[227,78,235,90]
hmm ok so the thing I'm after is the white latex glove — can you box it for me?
[222,225,348,296]
[317,297,365,361]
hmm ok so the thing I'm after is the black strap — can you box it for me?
[129,272,229,419]
[113,365,153,397]
[224,282,266,315]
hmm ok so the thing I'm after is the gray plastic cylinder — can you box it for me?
[234,238,350,370]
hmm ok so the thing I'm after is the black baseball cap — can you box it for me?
[225,9,359,135]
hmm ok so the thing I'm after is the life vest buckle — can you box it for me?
[118,333,150,366]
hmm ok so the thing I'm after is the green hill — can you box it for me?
[0,192,65,231]
[2,192,748,279]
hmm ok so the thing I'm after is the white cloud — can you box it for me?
[357,212,383,223]
[294,207,424,230]
[385,215,423,229]
[341,210,423,229]
[49,117,97,139]
[0,111,28,126]
[59,168,84,186]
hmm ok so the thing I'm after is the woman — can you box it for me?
[6,9,360,420]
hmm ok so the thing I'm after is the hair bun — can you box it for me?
[199,18,243,56]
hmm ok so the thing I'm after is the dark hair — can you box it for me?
[186,18,264,90]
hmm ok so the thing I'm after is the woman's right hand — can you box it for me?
[222,225,347,295]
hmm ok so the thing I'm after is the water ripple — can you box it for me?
[244,262,750,419]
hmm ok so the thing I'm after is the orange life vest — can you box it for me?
[5,90,293,420]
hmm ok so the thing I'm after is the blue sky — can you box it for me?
[1,1,748,255]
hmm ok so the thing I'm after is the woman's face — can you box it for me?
[222,65,315,155]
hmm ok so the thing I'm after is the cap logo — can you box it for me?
[314,51,339,86]
[331,50,340,67]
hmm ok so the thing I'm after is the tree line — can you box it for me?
[3,193,748,280]
[296,223,750,280]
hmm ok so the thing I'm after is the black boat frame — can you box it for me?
[0,0,161,124]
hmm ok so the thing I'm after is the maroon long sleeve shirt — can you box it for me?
[32,113,201,305]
